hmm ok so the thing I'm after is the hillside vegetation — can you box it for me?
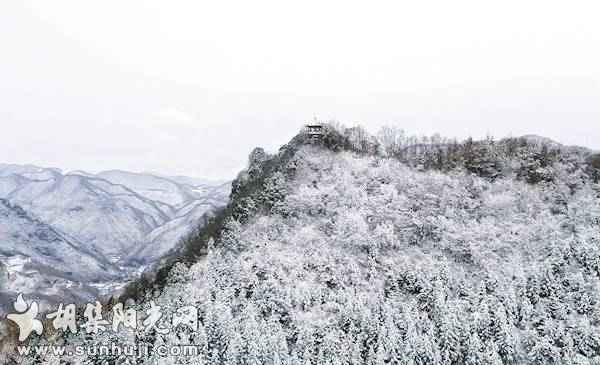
[7,124,600,365]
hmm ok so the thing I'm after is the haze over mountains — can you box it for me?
[0,163,230,312]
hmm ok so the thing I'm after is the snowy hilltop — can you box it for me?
[0,165,230,314]
[3,124,600,364]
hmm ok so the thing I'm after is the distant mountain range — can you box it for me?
[0,164,229,313]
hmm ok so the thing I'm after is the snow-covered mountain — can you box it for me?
[0,198,121,312]
[0,164,229,313]
[47,124,599,365]
[95,170,197,209]
[4,125,600,364]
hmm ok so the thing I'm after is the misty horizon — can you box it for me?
[3,1,600,179]
[2,125,599,182]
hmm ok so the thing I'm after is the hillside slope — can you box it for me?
[0,165,229,316]
[0,199,120,314]
[137,145,600,365]
[8,126,600,364]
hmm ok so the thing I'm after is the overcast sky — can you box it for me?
[2,1,599,179]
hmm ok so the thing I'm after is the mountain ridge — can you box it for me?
[118,123,600,302]
[36,124,600,365]
[3,126,600,364]
[0,164,230,313]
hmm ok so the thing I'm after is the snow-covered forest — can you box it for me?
[5,124,600,364]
